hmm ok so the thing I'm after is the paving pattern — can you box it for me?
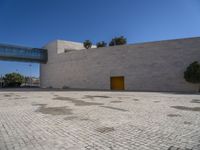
[0,90,200,150]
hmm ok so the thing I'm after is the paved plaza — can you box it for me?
[0,90,200,150]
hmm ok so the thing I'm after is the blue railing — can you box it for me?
[0,43,47,63]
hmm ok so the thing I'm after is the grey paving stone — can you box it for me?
[0,91,199,150]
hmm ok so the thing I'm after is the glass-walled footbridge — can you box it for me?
[0,43,48,63]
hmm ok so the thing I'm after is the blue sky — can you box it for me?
[0,0,200,77]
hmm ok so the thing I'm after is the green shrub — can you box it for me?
[3,73,25,87]
[96,41,107,48]
[83,40,92,49]
[184,61,200,83]
[109,36,127,46]
[184,61,200,91]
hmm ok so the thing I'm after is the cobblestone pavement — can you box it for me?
[0,90,200,150]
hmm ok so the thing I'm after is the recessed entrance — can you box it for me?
[110,76,125,90]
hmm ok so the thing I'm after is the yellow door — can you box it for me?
[110,76,125,90]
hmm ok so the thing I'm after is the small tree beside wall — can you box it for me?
[184,61,200,92]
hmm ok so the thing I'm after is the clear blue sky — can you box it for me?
[0,0,200,77]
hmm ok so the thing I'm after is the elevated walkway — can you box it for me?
[0,43,47,63]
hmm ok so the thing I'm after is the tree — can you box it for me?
[96,41,107,48]
[83,40,92,49]
[109,36,127,46]
[184,61,200,91]
[3,73,24,87]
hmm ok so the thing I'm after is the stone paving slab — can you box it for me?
[0,91,200,150]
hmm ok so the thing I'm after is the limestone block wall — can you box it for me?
[40,37,200,92]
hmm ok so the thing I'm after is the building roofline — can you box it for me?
[128,36,200,46]
[43,36,200,50]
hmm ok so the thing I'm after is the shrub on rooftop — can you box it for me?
[109,36,127,46]
[83,40,92,49]
[96,41,107,48]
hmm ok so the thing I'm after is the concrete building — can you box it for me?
[40,37,200,92]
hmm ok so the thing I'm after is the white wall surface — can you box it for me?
[40,37,200,92]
